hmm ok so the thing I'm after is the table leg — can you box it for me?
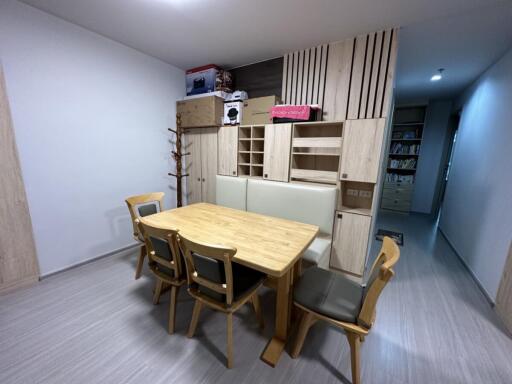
[260,269,292,367]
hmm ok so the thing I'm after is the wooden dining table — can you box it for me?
[143,202,319,367]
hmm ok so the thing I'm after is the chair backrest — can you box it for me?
[246,179,337,235]
[137,217,182,281]
[215,175,248,211]
[178,233,237,306]
[125,192,164,239]
[357,236,400,329]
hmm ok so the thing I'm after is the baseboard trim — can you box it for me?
[438,227,495,306]
[40,242,140,280]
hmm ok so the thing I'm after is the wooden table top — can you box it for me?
[142,203,319,277]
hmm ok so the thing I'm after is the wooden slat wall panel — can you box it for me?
[381,28,399,118]
[282,44,329,110]
[0,66,40,293]
[282,28,398,120]
[347,35,368,119]
[366,31,384,118]
[359,33,375,119]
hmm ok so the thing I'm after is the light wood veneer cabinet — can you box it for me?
[218,125,238,177]
[263,123,292,182]
[340,118,385,183]
[330,211,372,276]
[184,127,218,204]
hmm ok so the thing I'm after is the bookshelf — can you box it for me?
[381,105,426,212]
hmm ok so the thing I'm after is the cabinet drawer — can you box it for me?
[381,197,411,212]
[382,188,413,200]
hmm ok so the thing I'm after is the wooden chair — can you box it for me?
[137,218,185,334]
[125,192,165,279]
[178,233,266,368]
[291,236,400,384]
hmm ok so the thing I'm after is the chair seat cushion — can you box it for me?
[193,253,265,303]
[302,237,331,267]
[294,267,364,323]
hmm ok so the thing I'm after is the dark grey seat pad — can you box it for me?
[294,267,364,323]
[192,253,265,303]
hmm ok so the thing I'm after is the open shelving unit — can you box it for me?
[289,121,343,184]
[381,105,426,212]
[238,125,265,178]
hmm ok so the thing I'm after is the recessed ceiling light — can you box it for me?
[431,68,444,82]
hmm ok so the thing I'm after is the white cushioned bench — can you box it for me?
[215,175,337,269]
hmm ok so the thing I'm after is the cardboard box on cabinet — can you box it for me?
[242,96,281,125]
[176,96,224,128]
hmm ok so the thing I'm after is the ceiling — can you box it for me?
[396,1,512,101]
[18,0,512,101]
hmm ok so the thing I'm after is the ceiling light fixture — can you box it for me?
[431,68,444,82]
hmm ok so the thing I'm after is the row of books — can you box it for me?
[392,130,420,139]
[388,158,417,169]
[390,143,420,155]
[385,173,415,184]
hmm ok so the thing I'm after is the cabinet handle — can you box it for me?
[264,174,268,178]
[202,178,205,182]
[337,213,343,219]
[232,171,236,175]
[342,173,348,179]
[197,178,200,182]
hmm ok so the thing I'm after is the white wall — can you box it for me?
[439,47,512,300]
[411,99,452,214]
[0,0,184,275]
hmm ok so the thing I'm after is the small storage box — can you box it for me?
[271,105,320,123]
[176,96,224,128]
[223,101,243,125]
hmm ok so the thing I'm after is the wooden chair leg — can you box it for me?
[168,285,179,334]
[134,244,146,280]
[153,279,163,305]
[346,332,361,384]
[226,312,233,369]
[251,294,264,329]
[291,309,315,358]
[187,299,202,338]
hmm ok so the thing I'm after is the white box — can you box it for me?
[223,101,243,125]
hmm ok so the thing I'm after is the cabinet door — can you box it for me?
[217,125,238,176]
[263,123,292,182]
[330,211,371,276]
[184,131,203,205]
[200,127,218,203]
[340,119,385,183]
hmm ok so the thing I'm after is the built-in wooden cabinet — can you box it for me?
[238,125,265,178]
[330,211,372,276]
[218,125,238,177]
[340,119,385,183]
[184,127,218,204]
[263,123,292,182]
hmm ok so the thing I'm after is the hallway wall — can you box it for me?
[439,47,512,300]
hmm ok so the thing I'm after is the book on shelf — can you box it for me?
[389,142,420,155]
[385,173,415,183]
[388,158,417,169]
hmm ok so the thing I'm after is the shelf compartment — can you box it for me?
[338,181,374,216]
[238,164,250,176]
[290,169,338,184]
[239,140,251,152]
[239,126,251,139]
[252,125,265,138]
[251,166,263,178]
[251,152,264,165]
[252,140,264,152]
[238,152,250,164]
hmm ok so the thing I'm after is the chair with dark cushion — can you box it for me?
[178,233,265,368]
[291,237,400,384]
[125,192,164,279]
[137,218,185,334]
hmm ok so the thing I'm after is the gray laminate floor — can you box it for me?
[1,211,511,384]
